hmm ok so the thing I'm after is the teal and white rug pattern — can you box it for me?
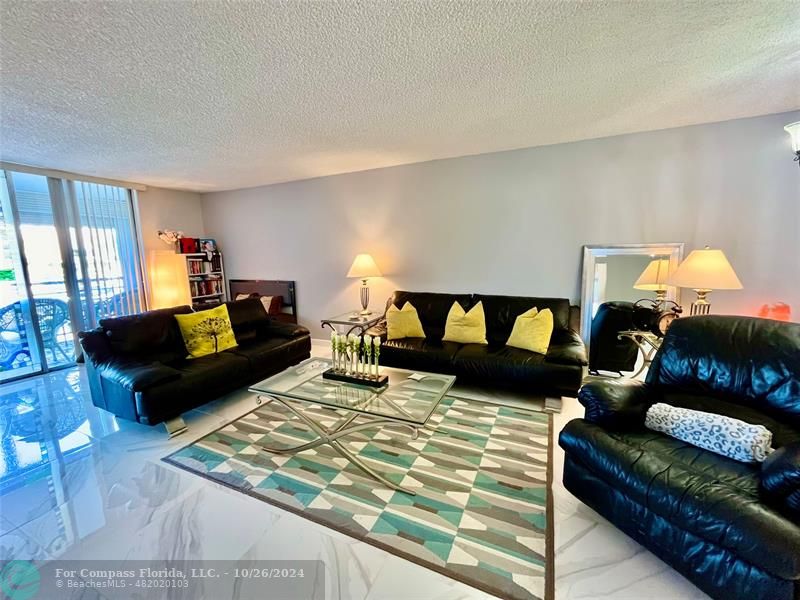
[164,395,553,600]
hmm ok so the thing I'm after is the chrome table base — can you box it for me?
[255,394,421,495]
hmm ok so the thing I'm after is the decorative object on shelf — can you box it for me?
[147,251,192,309]
[633,258,673,304]
[667,246,742,315]
[323,333,388,387]
[179,237,199,254]
[199,238,217,258]
[785,121,800,166]
[346,253,382,315]
[157,229,184,245]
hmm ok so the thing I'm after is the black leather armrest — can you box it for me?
[578,378,652,429]
[78,328,112,366]
[98,359,181,392]
[266,321,310,339]
[762,443,800,515]
[546,329,588,366]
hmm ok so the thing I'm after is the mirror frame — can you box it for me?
[580,243,685,348]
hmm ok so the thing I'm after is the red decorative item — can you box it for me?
[179,238,198,254]
[757,303,791,322]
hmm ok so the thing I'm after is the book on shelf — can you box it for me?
[190,277,223,298]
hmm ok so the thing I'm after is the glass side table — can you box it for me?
[617,330,662,378]
[321,311,384,336]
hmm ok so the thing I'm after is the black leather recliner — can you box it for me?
[372,291,587,397]
[560,315,800,599]
[79,298,311,425]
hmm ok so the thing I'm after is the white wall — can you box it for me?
[201,111,800,337]
[136,186,205,254]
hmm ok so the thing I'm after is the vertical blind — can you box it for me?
[12,175,144,329]
[69,181,144,325]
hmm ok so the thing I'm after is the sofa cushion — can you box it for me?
[644,403,774,463]
[380,338,461,373]
[386,302,426,340]
[559,419,800,579]
[506,307,553,354]
[175,304,238,358]
[442,301,487,344]
[660,392,800,448]
[647,316,800,429]
[226,297,271,343]
[98,359,181,392]
[452,344,582,396]
[390,291,473,341]
[230,336,311,376]
[473,294,570,345]
[137,352,252,423]
[100,305,191,363]
[546,329,589,366]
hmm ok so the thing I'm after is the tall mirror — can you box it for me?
[580,243,684,347]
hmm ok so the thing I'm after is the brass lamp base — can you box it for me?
[359,279,371,315]
[689,289,712,315]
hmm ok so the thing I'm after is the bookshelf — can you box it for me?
[183,252,227,310]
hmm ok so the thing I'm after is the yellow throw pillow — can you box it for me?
[386,302,426,340]
[442,301,488,344]
[506,307,553,354]
[175,304,238,358]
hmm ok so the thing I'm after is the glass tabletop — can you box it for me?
[249,357,456,426]
[321,311,383,326]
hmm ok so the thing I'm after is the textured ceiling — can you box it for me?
[1,1,799,192]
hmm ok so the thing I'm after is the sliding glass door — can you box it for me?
[0,169,144,382]
[0,172,45,379]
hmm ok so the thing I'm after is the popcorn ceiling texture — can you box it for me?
[1,1,798,192]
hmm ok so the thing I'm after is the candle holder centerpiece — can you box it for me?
[323,332,388,387]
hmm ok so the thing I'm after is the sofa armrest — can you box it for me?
[265,321,310,339]
[546,329,588,366]
[78,328,112,366]
[762,443,800,516]
[98,359,182,393]
[578,378,652,429]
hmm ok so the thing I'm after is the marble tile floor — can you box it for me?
[0,343,708,599]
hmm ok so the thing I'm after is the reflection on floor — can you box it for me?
[0,341,707,599]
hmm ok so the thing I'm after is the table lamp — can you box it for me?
[667,246,742,315]
[633,258,672,304]
[347,253,382,315]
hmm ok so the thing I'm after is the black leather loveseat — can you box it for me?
[560,316,800,599]
[371,291,587,397]
[79,298,311,426]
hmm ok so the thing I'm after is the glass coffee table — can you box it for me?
[249,357,455,495]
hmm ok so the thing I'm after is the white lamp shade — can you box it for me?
[633,258,672,291]
[347,253,382,278]
[148,251,192,309]
[785,121,800,153]
[667,248,743,290]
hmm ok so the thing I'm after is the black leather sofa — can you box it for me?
[560,316,800,600]
[79,298,311,426]
[371,291,587,397]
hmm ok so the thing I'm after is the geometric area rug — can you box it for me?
[163,395,553,600]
